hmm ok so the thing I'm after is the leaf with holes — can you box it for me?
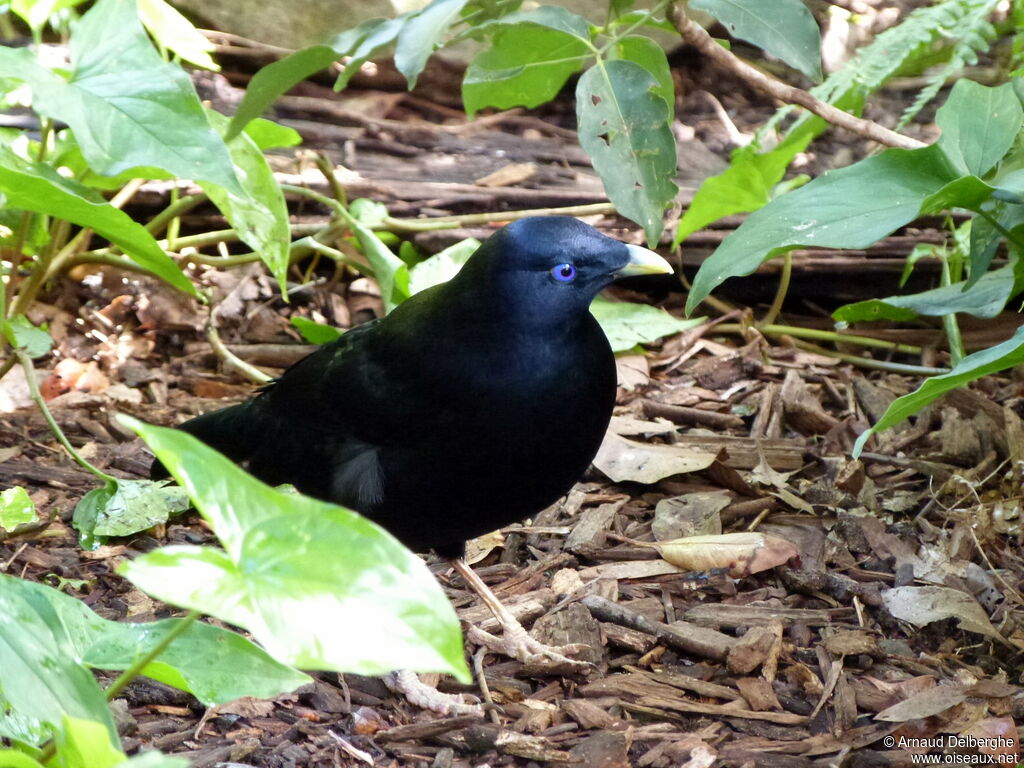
[576,59,677,244]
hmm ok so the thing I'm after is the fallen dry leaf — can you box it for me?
[593,433,716,484]
[882,586,1001,640]
[874,684,967,722]
[645,532,800,577]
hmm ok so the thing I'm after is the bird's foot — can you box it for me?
[467,622,590,671]
[384,670,483,716]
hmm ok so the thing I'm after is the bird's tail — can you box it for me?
[150,401,263,480]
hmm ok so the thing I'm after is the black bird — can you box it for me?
[157,216,671,703]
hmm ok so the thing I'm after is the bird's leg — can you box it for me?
[450,558,590,669]
[383,670,482,716]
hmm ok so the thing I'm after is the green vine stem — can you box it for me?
[15,349,117,484]
[103,610,201,701]
[785,337,947,375]
[716,322,923,355]
[206,322,273,384]
[759,251,792,328]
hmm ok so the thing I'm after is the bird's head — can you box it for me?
[451,216,673,328]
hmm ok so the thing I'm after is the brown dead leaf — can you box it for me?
[882,586,1001,640]
[647,532,800,577]
[464,529,505,565]
[215,696,276,718]
[616,354,650,391]
[593,433,716,484]
[874,684,967,722]
[474,162,537,187]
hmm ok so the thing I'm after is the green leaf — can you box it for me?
[19,0,240,191]
[244,118,302,150]
[52,716,126,768]
[3,315,53,358]
[591,297,703,352]
[0,573,308,712]
[10,0,86,34]
[137,0,218,70]
[0,749,46,768]
[226,45,339,140]
[0,149,197,296]
[833,263,1018,323]
[345,216,410,312]
[673,127,816,246]
[201,110,291,294]
[686,145,957,313]
[968,204,1024,288]
[395,0,470,89]
[83,618,310,705]
[936,80,1022,178]
[118,417,471,682]
[350,197,390,227]
[611,36,673,120]
[483,5,591,39]
[407,238,480,295]
[0,576,115,746]
[853,324,1024,456]
[690,0,822,81]
[576,59,678,245]
[331,17,406,91]
[919,175,995,214]
[463,22,588,117]
[73,479,189,541]
[291,316,343,345]
[0,487,38,532]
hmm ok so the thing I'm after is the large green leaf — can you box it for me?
[201,110,291,294]
[22,0,239,190]
[0,149,196,296]
[853,324,1024,456]
[394,0,470,88]
[833,263,1018,323]
[226,45,339,140]
[0,573,309,711]
[118,417,470,682]
[0,576,115,746]
[576,59,677,244]
[690,0,822,81]
[935,80,1022,178]
[463,18,589,117]
[686,145,957,313]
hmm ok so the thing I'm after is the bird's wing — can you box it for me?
[258,314,447,445]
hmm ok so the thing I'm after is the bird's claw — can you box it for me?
[384,670,483,716]
[467,623,591,671]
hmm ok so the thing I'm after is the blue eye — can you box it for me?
[551,263,577,282]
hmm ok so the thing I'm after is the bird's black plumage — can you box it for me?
[157,217,671,558]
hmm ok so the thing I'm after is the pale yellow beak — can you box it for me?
[615,244,673,277]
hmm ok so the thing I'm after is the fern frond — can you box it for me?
[760,0,1001,141]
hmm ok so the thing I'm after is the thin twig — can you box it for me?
[667,3,925,151]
